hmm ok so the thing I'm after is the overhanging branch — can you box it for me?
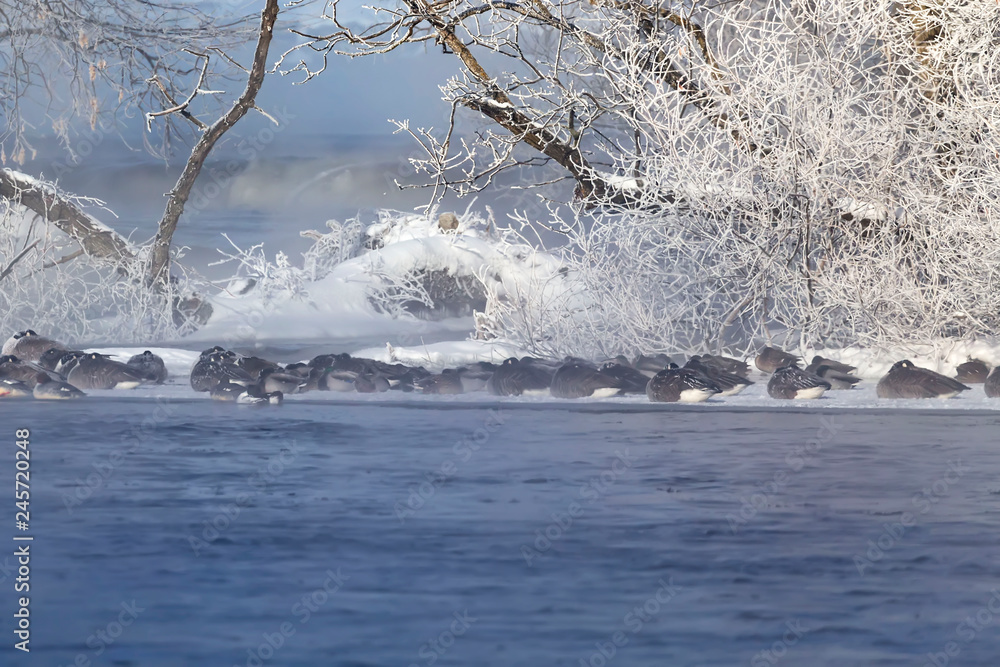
[145,0,280,288]
[0,168,135,265]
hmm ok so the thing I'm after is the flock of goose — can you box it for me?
[2,330,999,403]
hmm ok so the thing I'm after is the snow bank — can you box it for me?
[189,209,569,347]
[351,339,525,370]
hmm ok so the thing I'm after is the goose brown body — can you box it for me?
[877,360,970,399]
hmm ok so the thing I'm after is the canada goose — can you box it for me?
[550,360,623,399]
[632,353,673,377]
[696,354,751,379]
[604,354,632,368]
[955,358,990,384]
[806,356,856,375]
[67,353,150,390]
[2,330,67,363]
[767,366,831,399]
[39,347,75,371]
[755,346,801,373]
[190,353,255,392]
[54,351,87,376]
[876,360,970,399]
[521,356,563,378]
[32,373,85,400]
[646,365,721,403]
[985,367,1000,398]
[809,364,861,390]
[598,361,651,394]
[0,356,46,386]
[127,351,168,384]
[685,357,754,396]
[487,358,552,396]
[417,370,465,395]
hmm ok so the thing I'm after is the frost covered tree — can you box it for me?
[0,0,280,340]
[291,0,1000,357]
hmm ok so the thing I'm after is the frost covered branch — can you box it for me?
[0,0,255,162]
[146,0,281,289]
[295,1,1000,354]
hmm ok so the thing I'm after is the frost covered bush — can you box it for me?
[312,0,1000,357]
[213,236,311,303]
[498,1,1000,356]
[571,0,1000,355]
[367,265,486,320]
[301,217,366,281]
[0,201,198,343]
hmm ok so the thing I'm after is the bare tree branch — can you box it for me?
[145,0,280,288]
[0,239,40,284]
[0,169,135,264]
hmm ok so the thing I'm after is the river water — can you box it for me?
[1,398,998,666]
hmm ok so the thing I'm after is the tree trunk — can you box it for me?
[145,0,280,288]
[0,168,135,264]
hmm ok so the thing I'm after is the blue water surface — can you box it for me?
[1,399,999,666]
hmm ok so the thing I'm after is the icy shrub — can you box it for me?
[317,1,1000,358]
[301,216,366,281]
[213,236,310,303]
[478,1,1000,357]
[0,201,197,344]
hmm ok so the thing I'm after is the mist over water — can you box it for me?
[24,127,562,285]
[23,131,516,278]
